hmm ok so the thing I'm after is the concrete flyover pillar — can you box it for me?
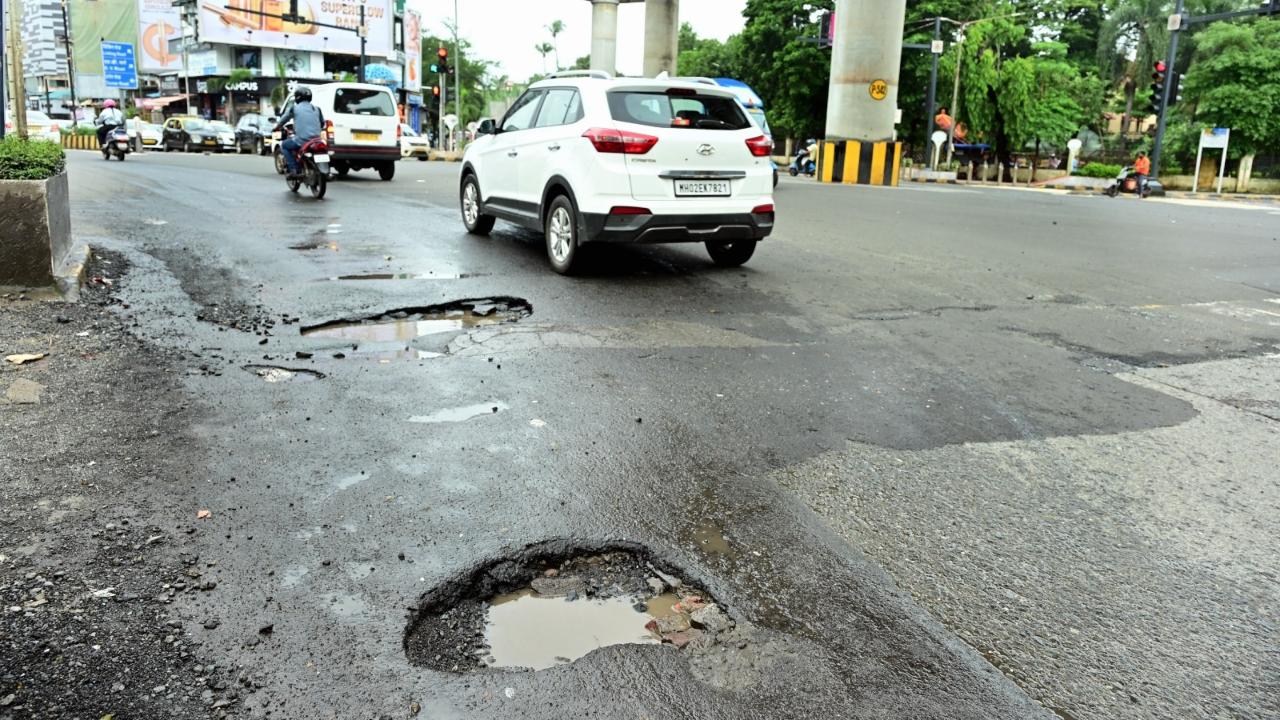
[818,0,907,186]
[587,0,620,75]
[643,0,679,77]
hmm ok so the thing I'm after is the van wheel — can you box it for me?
[461,175,495,235]
[378,162,396,181]
[545,195,581,275]
[706,240,757,267]
[333,161,350,177]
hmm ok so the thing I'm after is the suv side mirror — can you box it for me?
[477,118,496,136]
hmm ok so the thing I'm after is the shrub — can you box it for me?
[0,136,67,180]
[1075,162,1123,178]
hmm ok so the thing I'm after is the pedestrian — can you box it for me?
[934,106,954,133]
[954,121,969,143]
[1133,151,1151,198]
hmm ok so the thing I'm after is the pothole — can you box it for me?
[288,240,340,251]
[409,402,508,424]
[299,297,531,342]
[326,271,488,281]
[242,364,325,382]
[404,542,735,673]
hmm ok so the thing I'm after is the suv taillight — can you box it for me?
[745,135,773,157]
[583,127,658,155]
[325,119,335,144]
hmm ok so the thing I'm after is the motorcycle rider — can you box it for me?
[94,99,125,149]
[273,87,325,179]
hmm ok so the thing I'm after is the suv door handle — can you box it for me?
[548,144,561,152]
[507,150,519,158]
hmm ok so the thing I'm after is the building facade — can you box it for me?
[21,0,73,116]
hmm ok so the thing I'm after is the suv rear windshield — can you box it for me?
[607,91,750,130]
[333,88,395,117]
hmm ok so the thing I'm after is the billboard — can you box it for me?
[69,0,140,76]
[138,0,183,73]
[404,10,421,92]
[198,0,393,57]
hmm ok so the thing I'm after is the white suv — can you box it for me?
[458,72,776,274]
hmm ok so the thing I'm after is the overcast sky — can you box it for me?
[409,0,748,81]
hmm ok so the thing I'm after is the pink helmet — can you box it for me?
[103,99,117,108]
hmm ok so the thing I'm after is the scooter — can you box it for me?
[1104,166,1164,198]
[281,130,331,199]
[788,148,816,177]
[101,126,131,161]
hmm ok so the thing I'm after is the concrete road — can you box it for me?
[9,149,1279,719]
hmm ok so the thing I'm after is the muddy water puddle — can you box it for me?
[327,271,488,281]
[483,589,681,670]
[410,402,508,424]
[300,297,531,343]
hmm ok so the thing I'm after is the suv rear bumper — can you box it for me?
[581,211,774,244]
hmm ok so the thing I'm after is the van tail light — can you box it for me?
[583,127,658,155]
[745,135,773,157]
[325,119,335,144]
[609,206,652,216]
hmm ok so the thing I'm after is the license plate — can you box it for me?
[312,154,330,163]
[675,180,731,197]
[353,131,379,141]
[204,139,215,144]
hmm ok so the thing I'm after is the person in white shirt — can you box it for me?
[94,100,125,147]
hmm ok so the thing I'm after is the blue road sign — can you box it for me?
[101,42,139,90]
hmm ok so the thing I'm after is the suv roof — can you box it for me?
[528,72,739,99]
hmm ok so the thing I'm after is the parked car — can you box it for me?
[9,110,62,142]
[161,116,221,152]
[400,123,430,160]
[459,70,775,274]
[275,83,400,180]
[209,121,238,152]
[128,118,163,150]
[235,113,274,155]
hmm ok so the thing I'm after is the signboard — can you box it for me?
[102,42,139,89]
[137,0,182,72]
[197,0,393,57]
[69,0,139,75]
[404,10,422,92]
[868,80,888,101]
[931,39,944,54]
[1194,128,1230,194]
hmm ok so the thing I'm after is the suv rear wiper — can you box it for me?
[695,118,734,129]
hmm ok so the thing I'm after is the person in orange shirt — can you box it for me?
[935,106,954,133]
[1133,151,1151,198]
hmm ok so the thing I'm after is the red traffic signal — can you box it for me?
[437,47,448,59]
[1153,61,1167,73]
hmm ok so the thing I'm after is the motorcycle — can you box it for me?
[281,132,331,199]
[1104,166,1164,198]
[788,148,816,177]
[101,125,131,161]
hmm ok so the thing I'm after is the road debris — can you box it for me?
[4,353,46,365]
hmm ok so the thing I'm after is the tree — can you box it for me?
[421,33,494,131]
[676,23,742,79]
[546,20,566,71]
[535,42,555,75]
[736,0,834,142]
[1097,0,1170,150]
[1178,18,1280,187]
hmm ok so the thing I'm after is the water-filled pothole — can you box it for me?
[404,542,733,673]
[326,271,488,281]
[300,297,531,342]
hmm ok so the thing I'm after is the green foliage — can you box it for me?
[0,137,67,181]
[420,34,493,124]
[1179,17,1280,156]
[1075,161,1122,177]
[736,0,833,140]
[271,57,289,111]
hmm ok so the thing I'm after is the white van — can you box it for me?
[275,82,401,181]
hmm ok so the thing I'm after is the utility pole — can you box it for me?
[7,0,29,138]
[452,0,460,146]
[1,0,7,139]
[59,0,78,128]
[357,3,366,83]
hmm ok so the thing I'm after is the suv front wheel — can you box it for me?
[460,175,495,235]
[545,195,581,275]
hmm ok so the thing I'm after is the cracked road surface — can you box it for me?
[3,151,1278,719]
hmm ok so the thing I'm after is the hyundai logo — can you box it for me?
[696,144,716,156]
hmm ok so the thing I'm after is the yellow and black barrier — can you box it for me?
[61,134,100,151]
[816,140,902,187]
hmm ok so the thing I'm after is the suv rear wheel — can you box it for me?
[706,240,757,267]
[545,195,581,275]
[460,175,495,235]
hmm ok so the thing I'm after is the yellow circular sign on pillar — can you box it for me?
[868,80,889,101]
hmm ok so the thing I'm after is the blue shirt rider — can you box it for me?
[274,87,325,177]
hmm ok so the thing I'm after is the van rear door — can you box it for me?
[329,86,398,149]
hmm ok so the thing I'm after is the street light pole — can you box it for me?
[358,3,366,83]
[59,0,79,129]
[925,16,940,167]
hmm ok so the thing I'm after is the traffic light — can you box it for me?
[433,47,452,75]
[1149,61,1167,114]
[1166,71,1183,107]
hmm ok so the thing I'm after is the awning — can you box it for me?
[136,95,191,110]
